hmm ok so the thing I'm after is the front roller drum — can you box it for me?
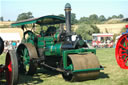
[62,53,100,81]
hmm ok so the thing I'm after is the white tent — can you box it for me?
[0,33,21,41]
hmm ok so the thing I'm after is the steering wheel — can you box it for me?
[23,30,35,41]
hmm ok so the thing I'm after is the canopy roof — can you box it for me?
[11,15,65,27]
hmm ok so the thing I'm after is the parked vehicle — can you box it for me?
[92,33,114,48]
[115,25,128,69]
[11,3,103,82]
[0,37,18,85]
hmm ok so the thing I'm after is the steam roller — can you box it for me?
[62,53,100,81]
[11,3,103,82]
[115,25,128,69]
[0,37,18,85]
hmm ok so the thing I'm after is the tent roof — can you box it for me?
[0,33,21,41]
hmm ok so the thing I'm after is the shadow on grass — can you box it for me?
[0,74,44,85]
[18,68,59,85]
[18,74,43,85]
[98,72,109,79]
[37,67,60,77]
[18,68,109,84]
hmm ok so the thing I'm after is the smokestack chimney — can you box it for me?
[65,3,71,34]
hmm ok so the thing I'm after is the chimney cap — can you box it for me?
[65,3,71,9]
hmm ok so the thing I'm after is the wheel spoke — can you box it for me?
[121,50,126,52]
[124,36,128,47]
[119,53,127,57]
[21,50,24,57]
[124,57,128,63]
[23,48,30,65]
[125,40,127,47]
[123,56,128,61]
[119,43,127,49]
[24,48,28,57]
[124,36,128,41]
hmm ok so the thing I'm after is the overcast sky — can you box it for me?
[0,0,128,21]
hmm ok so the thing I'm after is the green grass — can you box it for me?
[1,48,128,85]
[0,53,6,64]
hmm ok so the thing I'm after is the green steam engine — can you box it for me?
[11,3,103,81]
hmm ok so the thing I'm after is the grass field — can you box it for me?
[0,48,128,85]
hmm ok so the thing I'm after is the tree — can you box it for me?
[99,15,106,21]
[78,14,107,24]
[111,15,118,19]
[90,24,100,33]
[107,17,112,20]
[58,14,64,17]
[118,14,124,18]
[78,17,90,24]
[76,23,100,40]
[17,12,34,21]
[89,14,98,20]
[89,14,100,24]
[0,16,4,21]
[71,13,77,24]
[8,19,11,21]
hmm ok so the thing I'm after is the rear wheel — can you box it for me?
[5,50,18,85]
[116,34,128,69]
[16,43,38,75]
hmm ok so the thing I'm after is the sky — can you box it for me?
[0,0,128,21]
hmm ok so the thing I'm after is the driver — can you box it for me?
[45,26,56,36]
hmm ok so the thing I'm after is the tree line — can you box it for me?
[0,12,125,40]
[0,12,124,24]
[78,14,124,24]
